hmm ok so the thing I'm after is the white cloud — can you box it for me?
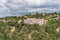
[0,0,60,17]
[25,0,45,6]
[6,0,60,11]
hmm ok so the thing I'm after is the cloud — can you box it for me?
[0,0,60,17]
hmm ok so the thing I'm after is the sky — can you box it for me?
[0,0,60,17]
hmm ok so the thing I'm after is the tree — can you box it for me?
[20,19,25,26]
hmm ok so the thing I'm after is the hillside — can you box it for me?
[0,12,60,40]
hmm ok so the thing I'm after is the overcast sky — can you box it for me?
[0,0,60,17]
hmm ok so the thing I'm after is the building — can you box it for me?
[54,15,60,20]
[18,20,22,24]
[24,18,47,25]
[10,26,15,32]
[0,20,6,23]
[36,19,46,25]
[24,18,36,24]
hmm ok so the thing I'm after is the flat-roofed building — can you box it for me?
[36,19,46,25]
[24,18,47,25]
[24,18,36,24]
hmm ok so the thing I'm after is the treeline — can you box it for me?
[0,12,60,40]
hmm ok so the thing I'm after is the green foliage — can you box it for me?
[0,12,60,40]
